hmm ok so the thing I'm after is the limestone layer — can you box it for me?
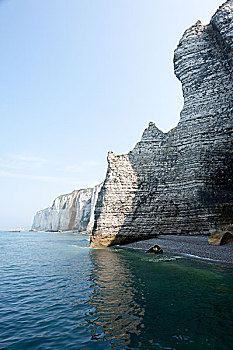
[32,184,102,232]
[90,1,233,247]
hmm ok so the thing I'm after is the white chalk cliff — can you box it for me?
[32,184,102,232]
[90,0,233,247]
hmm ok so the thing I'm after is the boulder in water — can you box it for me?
[146,245,163,254]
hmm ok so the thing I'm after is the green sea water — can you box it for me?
[0,231,232,349]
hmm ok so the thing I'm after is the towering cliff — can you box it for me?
[32,184,102,232]
[90,0,233,247]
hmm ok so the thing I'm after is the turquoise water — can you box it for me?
[0,231,232,350]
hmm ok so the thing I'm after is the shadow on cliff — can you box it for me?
[92,113,233,247]
[198,141,233,228]
[114,122,233,244]
[91,0,233,246]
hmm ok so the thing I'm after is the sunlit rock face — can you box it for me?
[90,1,233,248]
[32,184,102,232]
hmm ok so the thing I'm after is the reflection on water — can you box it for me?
[89,247,233,350]
[89,248,145,348]
[0,232,232,350]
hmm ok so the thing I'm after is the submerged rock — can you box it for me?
[146,245,163,254]
[90,1,233,247]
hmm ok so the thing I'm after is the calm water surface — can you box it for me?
[0,231,232,349]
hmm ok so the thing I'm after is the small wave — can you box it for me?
[70,245,89,249]
[142,256,183,263]
[116,245,146,250]
[125,246,145,250]
[183,253,221,263]
[76,238,90,242]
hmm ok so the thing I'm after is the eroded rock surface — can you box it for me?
[32,184,102,232]
[90,1,233,248]
[208,231,233,245]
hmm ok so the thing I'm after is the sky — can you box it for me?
[0,0,224,230]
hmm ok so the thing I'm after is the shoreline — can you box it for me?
[32,230,90,235]
[123,235,233,265]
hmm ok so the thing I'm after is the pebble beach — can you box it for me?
[124,235,233,265]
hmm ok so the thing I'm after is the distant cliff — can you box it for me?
[32,184,102,232]
[90,1,233,247]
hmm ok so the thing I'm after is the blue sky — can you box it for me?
[0,0,223,229]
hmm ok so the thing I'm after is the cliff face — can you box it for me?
[32,184,102,232]
[90,0,233,247]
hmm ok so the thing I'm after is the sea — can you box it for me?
[0,231,232,350]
